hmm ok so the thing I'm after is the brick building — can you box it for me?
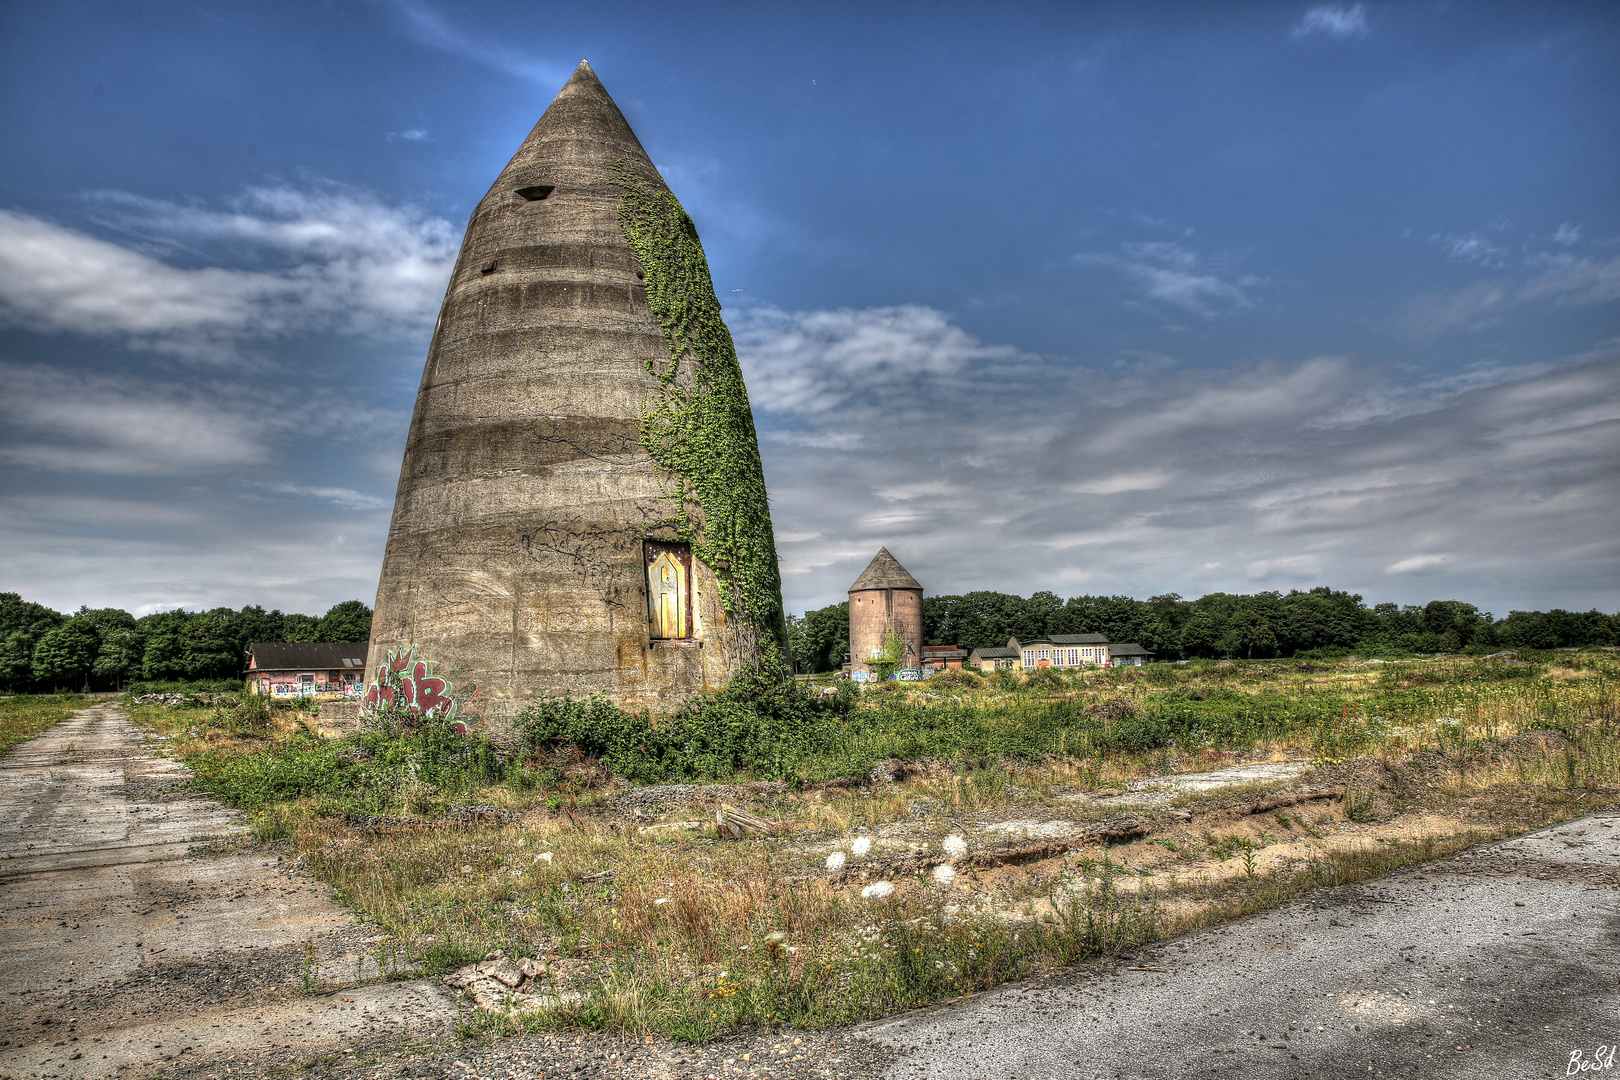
[846,547,923,679]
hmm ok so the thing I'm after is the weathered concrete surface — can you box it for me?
[865,812,1620,1080]
[0,706,457,1079]
[369,59,765,720]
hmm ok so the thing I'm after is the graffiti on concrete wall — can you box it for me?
[361,645,482,734]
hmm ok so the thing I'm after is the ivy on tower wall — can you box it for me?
[610,161,788,669]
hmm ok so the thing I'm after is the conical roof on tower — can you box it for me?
[848,547,923,593]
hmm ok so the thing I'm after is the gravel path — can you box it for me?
[0,704,458,1080]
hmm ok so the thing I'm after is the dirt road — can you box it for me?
[0,704,457,1080]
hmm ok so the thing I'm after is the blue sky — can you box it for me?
[1,0,1616,619]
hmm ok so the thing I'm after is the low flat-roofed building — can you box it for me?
[247,642,369,698]
[968,646,1019,671]
[1108,642,1155,667]
[922,644,969,671]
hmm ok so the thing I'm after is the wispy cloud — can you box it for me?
[1405,247,1620,333]
[738,305,1620,615]
[387,128,431,142]
[1293,4,1370,40]
[1432,230,1511,268]
[385,0,567,85]
[0,187,456,358]
[259,484,390,511]
[0,359,402,614]
[0,362,269,476]
[731,303,1030,416]
[1078,241,1254,316]
[1385,553,1451,574]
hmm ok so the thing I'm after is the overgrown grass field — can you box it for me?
[126,651,1619,1042]
[0,694,87,753]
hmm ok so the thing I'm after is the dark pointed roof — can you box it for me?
[849,547,922,592]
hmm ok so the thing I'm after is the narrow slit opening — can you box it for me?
[515,185,555,201]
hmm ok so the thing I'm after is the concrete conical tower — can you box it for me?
[366,61,784,727]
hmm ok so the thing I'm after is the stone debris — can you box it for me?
[979,819,1082,840]
[446,803,519,826]
[613,781,787,813]
[133,692,242,707]
[442,956,579,1014]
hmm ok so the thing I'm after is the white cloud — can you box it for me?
[0,362,269,475]
[386,0,567,85]
[1080,242,1252,316]
[0,188,457,357]
[1065,472,1172,495]
[1293,4,1370,40]
[730,303,1029,416]
[0,358,401,614]
[1436,231,1510,268]
[1405,229,1620,333]
[259,484,391,511]
[745,304,1620,616]
[1385,554,1451,574]
[387,128,431,142]
[1521,253,1620,307]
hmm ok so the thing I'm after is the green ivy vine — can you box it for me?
[610,161,787,668]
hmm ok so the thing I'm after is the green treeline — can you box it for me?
[0,593,373,693]
[785,587,1619,673]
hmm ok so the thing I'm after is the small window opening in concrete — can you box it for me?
[479,260,497,275]
[515,185,556,201]
[646,541,693,640]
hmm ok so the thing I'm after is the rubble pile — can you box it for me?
[442,951,579,1013]
[132,692,241,708]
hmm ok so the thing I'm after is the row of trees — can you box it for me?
[0,593,373,693]
[785,587,1619,672]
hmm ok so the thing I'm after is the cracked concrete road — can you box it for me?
[0,704,457,1080]
[866,813,1620,1080]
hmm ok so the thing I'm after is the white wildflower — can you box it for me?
[861,881,895,899]
[932,863,957,886]
[825,851,847,871]
[942,834,967,858]
[851,837,872,857]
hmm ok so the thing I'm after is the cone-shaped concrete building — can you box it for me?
[365,61,784,727]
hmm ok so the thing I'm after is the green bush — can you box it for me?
[514,672,839,783]
[183,719,508,812]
